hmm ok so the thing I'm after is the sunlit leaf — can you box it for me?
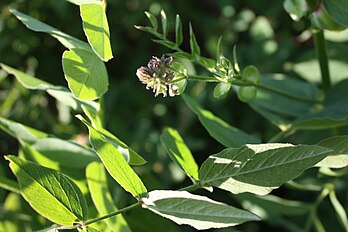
[6,156,88,226]
[62,48,108,100]
[142,190,259,230]
[80,3,113,61]
[160,128,199,180]
[199,143,331,195]
[316,136,348,168]
[79,116,147,198]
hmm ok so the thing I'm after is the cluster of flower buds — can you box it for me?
[136,56,180,97]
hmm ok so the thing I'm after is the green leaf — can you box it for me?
[82,105,147,166]
[316,136,348,168]
[283,0,307,21]
[10,8,91,51]
[322,0,348,27]
[189,24,201,56]
[213,82,232,99]
[79,116,147,198]
[160,128,199,180]
[1,63,99,112]
[0,117,48,144]
[160,10,169,38]
[292,79,348,129]
[182,94,260,147]
[199,143,331,195]
[80,3,113,61]
[66,0,100,5]
[175,15,183,46]
[6,155,88,225]
[250,74,318,129]
[141,190,259,230]
[145,11,158,30]
[86,162,132,232]
[152,39,178,50]
[62,48,108,100]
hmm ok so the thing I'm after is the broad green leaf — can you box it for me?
[160,10,169,38]
[141,190,259,230]
[160,128,199,180]
[175,15,183,46]
[0,176,20,193]
[86,162,132,232]
[145,11,158,30]
[283,0,307,21]
[292,79,348,129]
[10,8,91,51]
[182,94,260,147]
[316,136,348,168]
[82,105,147,165]
[6,156,88,225]
[79,116,147,198]
[199,143,331,195]
[250,74,319,129]
[80,3,113,61]
[62,48,108,100]
[189,24,201,56]
[0,117,48,144]
[1,63,99,111]
[323,0,348,27]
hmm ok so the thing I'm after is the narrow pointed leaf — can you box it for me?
[160,10,169,37]
[79,116,147,198]
[189,24,201,56]
[82,105,147,165]
[6,156,88,225]
[80,3,113,61]
[10,8,91,51]
[62,48,108,100]
[145,11,158,30]
[175,15,183,46]
[182,94,260,147]
[199,144,332,195]
[142,190,259,230]
[316,136,348,168]
[160,128,199,180]
[1,63,98,111]
[86,162,132,232]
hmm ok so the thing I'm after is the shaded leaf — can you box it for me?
[62,48,108,100]
[189,24,201,56]
[79,116,147,198]
[175,15,183,46]
[160,10,169,38]
[213,82,232,99]
[10,8,91,51]
[142,190,259,230]
[0,176,20,193]
[160,128,199,180]
[80,3,113,61]
[6,156,88,226]
[182,94,260,147]
[86,162,132,232]
[323,0,348,27]
[145,11,158,30]
[199,144,331,195]
[283,0,307,21]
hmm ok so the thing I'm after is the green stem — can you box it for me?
[268,129,294,143]
[312,29,331,93]
[179,182,203,192]
[84,202,141,227]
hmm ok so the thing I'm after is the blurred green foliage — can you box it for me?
[1,0,348,231]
